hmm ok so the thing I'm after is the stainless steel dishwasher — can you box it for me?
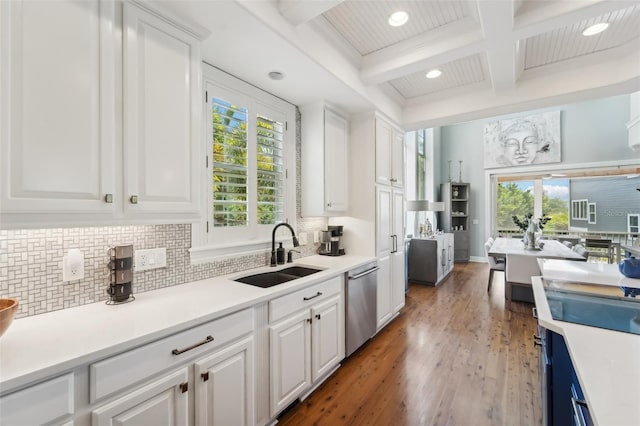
[345,261,379,357]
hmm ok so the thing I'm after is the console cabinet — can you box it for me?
[407,234,454,286]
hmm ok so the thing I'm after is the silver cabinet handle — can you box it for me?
[390,178,397,182]
[171,335,214,355]
[348,266,379,280]
[104,193,113,203]
[532,307,538,319]
[129,195,138,204]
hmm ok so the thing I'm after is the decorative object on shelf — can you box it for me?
[512,213,550,249]
[619,256,640,278]
[452,186,459,198]
[483,111,561,169]
[458,160,463,183]
[448,160,452,182]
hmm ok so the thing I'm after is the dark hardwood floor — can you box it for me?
[278,262,542,426]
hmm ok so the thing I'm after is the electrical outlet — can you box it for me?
[135,248,167,271]
[314,231,319,243]
[63,249,84,282]
[298,232,307,245]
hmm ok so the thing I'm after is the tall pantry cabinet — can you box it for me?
[347,113,405,331]
[0,0,206,228]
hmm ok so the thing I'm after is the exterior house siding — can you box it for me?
[569,177,640,232]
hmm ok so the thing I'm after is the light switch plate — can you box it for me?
[135,248,167,271]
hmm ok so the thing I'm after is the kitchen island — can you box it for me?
[533,259,640,426]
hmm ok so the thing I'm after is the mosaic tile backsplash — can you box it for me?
[0,108,330,318]
[0,219,326,319]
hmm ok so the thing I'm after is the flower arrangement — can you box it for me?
[512,213,551,232]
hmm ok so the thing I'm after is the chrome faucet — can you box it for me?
[271,223,299,266]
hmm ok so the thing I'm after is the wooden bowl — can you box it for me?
[0,298,19,338]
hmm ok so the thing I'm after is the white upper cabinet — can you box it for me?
[0,0,117,225]
[301,102,349,216]
[375,117,404,187]
[123,2,201,217]
[0,0,204,228]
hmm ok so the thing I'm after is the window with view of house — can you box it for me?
[588,202,596,224]
[192,65,296,261]
[629,214,640,234]
[572,199,588,220]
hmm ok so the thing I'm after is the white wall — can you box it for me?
[438,93,640,260]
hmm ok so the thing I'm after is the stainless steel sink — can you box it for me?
[234,266,322,288]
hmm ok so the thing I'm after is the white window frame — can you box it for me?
[629,214,640,234]
[190,65,296,263]
[571,199,588,220]
[587,202,596,224]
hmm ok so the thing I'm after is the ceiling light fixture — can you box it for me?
[388,11,409,27]
[268,71,285,80]
[425,69,442,79]
[582,22,609,36]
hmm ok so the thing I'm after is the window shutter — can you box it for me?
[256,114,285,225]
[212,98,248,227]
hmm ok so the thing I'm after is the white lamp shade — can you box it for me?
[406,200,444,212]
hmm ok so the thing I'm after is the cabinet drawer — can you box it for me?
[270,276,342,323]
[90,308,253,403]
[0,373,74,425]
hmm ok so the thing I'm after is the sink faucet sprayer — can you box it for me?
[271,223,299,266]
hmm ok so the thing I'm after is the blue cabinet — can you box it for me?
[540,327,593,426]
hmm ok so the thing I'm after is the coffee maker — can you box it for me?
[318,225,345,256]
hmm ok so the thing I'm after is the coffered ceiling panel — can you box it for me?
[389,54,486,99]
[322,1,469,55]
[524,4,640,70]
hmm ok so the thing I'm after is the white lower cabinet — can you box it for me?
[92,368,189,426]
[269,278,344,417]
[194,335,255,426]
[0,373,75,426]
[376,255,393,328]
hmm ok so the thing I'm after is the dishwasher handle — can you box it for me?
[348,266,380,280]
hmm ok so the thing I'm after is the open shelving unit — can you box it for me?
[440,182,470,263]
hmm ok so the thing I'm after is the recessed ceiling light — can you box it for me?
[388,11,409,27]
[425,69,442,79]
[268,71,285,80]
[582,22,609,36]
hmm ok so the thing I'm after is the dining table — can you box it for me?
[489,237,587,261]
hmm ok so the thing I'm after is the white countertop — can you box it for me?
[489,237,586,261]
[0,255,375,394]
[534,259,640,426]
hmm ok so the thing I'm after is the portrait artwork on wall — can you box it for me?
[483,111,561,169]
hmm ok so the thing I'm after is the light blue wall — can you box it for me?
[437,94,639,259]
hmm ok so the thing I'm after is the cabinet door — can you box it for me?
[0,0,116,222]
[269,310,311,417]
[311,295,343,382]
[375,118,392,185]
[391,129,404,187]
[194,336,255,426]
[123,3,201,216]
[391,250,405,313]
[376,186,392,255]
[324,109,348,213]
[376,254,393,329]
[92,368,189,426]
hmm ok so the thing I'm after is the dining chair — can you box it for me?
[584,238,613,263]
[562,240,574,249]
[505,253,541,311]
[572,243,584,252]
[484,241,504,292]
[574,245,589,260]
